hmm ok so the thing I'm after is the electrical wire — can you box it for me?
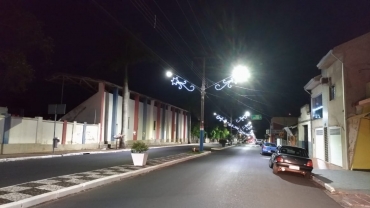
[131,0,203,80]
[186,0,213,54]
[153,0,196,55]
[175,0,208,55]
[90,0,180,74]
[131,0,201,79]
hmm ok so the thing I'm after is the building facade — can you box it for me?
[304,32,370,170]
[61,82,190,146]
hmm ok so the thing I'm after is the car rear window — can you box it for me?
[264,143,276,147]
[280,147,308,157]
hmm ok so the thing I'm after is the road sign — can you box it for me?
[251,114,262,120]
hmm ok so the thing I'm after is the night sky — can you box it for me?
[1,0,370,137]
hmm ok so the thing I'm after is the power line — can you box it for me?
[186,0,213,54]
[90,0,179,74]
[131,0,203,80]
[153,0,196,55]
[175,0,207,55]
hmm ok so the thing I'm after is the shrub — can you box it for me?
[131,141,149,153]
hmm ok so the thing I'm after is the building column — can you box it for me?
[187,112,191,143]
[82,122,87,144]
[176,109,179,142]
[98,82,105,144]
[156,102,161,140]
[147,100,155,140]
[36,117,43,144]
[62,120,67,144]
[111,88,118,142]
[183,112,186,142]
[161,105,166,140]
[133,94,140,141]
[142,97,148,140]
[171,108,175,142]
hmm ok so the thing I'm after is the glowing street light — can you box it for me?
[214,65,250,90]
[245,111,250,116]
[166,71,173,78]
[232,65,250,84]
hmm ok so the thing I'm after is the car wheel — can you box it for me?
[304,171,311,179]
[269,159,273,168]
[273,164,279,174]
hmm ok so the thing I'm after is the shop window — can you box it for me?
[312,95,323,119]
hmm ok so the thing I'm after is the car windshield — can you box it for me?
[279,147,308,157]
[264,143,276,147]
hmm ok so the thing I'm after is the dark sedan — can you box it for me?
[269,145,313,178]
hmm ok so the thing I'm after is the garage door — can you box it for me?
[329,127,342,167]
[315,128,325,161]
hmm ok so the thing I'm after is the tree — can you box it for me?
[191,122,200,142]
[0,1,53,92]
[93,34,151,147]
[210,125,229,140]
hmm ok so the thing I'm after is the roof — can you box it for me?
[304,75,321,90]
[46,73,189,112]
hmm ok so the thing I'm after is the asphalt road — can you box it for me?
[35,145,342,208]
[0,144,215,188]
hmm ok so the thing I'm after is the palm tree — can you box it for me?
[92,34,150,147]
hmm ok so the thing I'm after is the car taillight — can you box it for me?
[306,160,313,167]
[276,156,283,163]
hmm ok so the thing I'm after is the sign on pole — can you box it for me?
[251,114,262,120]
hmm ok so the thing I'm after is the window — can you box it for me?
[330,85,335,101]
[312,95,322,119]
[280,147,308,157]
[153,121,156,130]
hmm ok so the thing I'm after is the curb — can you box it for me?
[211,145,235,151]
[0,151,211,208]
[0,144,195,163]
[311,174,336,193]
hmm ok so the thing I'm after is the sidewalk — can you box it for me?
[311,158,370,207]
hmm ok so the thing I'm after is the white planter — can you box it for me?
[131,152,148,166]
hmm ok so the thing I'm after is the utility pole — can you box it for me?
[200,57,206,152]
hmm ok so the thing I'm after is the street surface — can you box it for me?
[0,145,214,187]
[35,145,342,208]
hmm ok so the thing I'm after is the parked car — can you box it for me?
[261,142,277,155]
[255,139,263,145]
[269,145,313,178]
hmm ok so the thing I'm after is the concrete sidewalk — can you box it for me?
[311,158,370,207]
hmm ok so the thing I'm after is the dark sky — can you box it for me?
[1,0,370,137]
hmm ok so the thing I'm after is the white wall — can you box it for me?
[9,117,37,144]
[85,124,99,144]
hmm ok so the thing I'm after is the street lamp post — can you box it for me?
[200,58,206,152]
[166,64,250,152]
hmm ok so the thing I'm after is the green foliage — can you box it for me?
[210,126,230,139]
[131,141,149,153]
[191,122,200,138]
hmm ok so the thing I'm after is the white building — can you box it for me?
[304,32,370,170]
